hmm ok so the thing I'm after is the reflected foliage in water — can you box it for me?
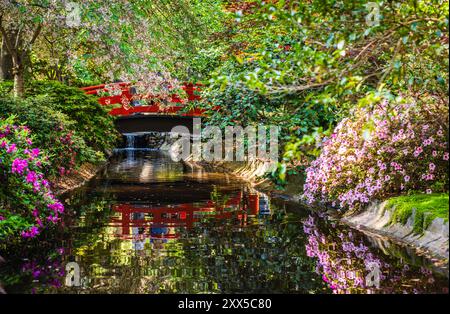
[303,214,448,294]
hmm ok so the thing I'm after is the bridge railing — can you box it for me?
[81,82,207,117]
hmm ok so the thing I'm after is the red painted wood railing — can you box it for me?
[81,82,209,117]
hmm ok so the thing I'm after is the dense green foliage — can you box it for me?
[203,86,335,141]
[195,0,448,164]
[24,81,118,155]
[0,81,118,178]
[191,1,449,208]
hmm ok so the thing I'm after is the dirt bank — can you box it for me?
[182,157,279,194]
[51,162,106,195]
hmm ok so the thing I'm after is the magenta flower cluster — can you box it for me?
[303,99,449,210]
[1,118,65,239]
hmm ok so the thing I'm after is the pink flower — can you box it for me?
[32,180,41,192]
[48,202,64,214]
[426,189,432,194]
[26,171,38,184]
[404,175,410,182]
[36,218,43,227]
[423,137,434,146]
[32,208,39,217]
[413,146,423,157]
[47,214,59,224]
[11,158,28,175]
[6,143,17,153]
[429,163,436,172]
[31,148,40,158]
[444,152,449,161]
[41,179,49,188]
[21,226,40,238]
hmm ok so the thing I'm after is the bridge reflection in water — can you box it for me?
[110,190,271,250]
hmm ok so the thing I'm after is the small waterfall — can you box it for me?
[125,134,135,149]
[125,134,136,160]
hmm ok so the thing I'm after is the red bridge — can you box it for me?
[81,82,211,133]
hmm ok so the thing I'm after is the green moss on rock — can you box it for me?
[386,193,449,234]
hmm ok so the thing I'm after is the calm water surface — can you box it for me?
[1,149,448,294]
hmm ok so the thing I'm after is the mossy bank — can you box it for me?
[342,194,449,261]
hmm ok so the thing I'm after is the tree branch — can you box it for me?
[21,22,42,59]
[266,81,331,95]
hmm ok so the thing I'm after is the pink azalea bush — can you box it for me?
[303,97,449,210]
[0,116,64,240]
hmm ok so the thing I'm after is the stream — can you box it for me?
[0,134,448,294]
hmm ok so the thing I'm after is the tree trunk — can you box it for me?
[12,62,24,97]
[0,36,13,80]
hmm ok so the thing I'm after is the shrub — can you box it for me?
[0,97,94,178]
[0,80,119,157]
[25,81,119,154]
[0,116,64,241]
[303,97,449,211]
[202,85,334,138]
[0,81,13,96]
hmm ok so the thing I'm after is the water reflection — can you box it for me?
[0,150,448,294]
[303,214,448,294]
[112,188,270,243]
